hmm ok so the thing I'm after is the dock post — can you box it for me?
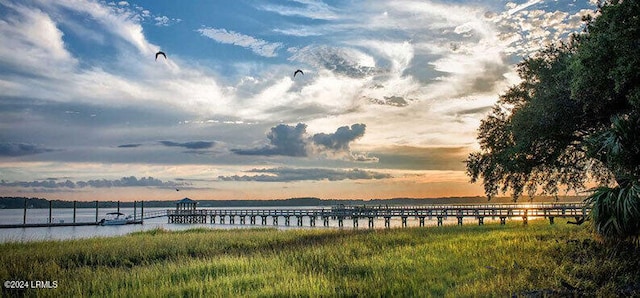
[478,217,484,226]
[134,201,137,221]
[457,216,463,226]
[285,216,290,226]
[273,216,278,226]
[310,216,316,227]
[353,217,359,228]
[230,216,235,225]
[323,216,329,227]
[117,201,120,213]
[48,200,52,224]
[262,216,267,225]
[500,216,506,225]
[437,216,443,226]
[240,216,245,225]
[23,198,27,224]
[141,201,144,223]
[401,216,407,228]
[523,209,528,226]
[549,217,555,225]
[368,217,374,229]
[384,216,391,228]
[419,216,425,227]
[338,217,344,227]
[297,216,303,226]
[73,201,77,223]
[95,201,99,223]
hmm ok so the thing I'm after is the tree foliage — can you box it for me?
[467,0,640,240]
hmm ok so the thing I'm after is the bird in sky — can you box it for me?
[155,51,167,60]
[293,69,304,77]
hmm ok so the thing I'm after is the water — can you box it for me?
[0,207,502,243]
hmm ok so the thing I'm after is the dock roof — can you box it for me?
[176,197,197,204]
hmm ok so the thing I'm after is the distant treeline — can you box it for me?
[0,196,584,209]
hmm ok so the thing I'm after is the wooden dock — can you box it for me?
[161,202,590,228]
[0,199,145,229]
[0,220,143,229]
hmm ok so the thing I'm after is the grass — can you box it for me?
[1,221,639,297]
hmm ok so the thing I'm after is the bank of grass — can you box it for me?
[1,220,639,297]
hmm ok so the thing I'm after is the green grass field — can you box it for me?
[1,220,639,297]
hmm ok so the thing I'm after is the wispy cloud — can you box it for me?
[0,143,55,157]
[259,0,338,20]
[1,176,184,189]
[159,141,215,150]
[289,45,379,78]
[198,27,283,57]
[218,167,391,182]
[118,144,142,148]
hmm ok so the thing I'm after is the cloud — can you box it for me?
[0,176,184,189]
[0,2,77,76]
[232,123,374,161]
[232,123,308,156]
[154,15,181,26]
[197,27,283,57]
[218,167,391,182]
[289,45,379,78]
[159,141,215,150]
[371,146,471,171]
[312,123,366,151]
[0,143,54,157]
[259,0,338,20]
[118,144,142,148]
[368,96,410,107]
[496,3,596,57]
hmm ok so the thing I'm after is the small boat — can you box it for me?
[100,212,132,226]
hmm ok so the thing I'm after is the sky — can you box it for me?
[0,0,597,202]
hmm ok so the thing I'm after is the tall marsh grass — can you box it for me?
[1,221,639,297]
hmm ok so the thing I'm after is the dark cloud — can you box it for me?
[0,143,54,156]
[365,96,411,107]
[218,167,391,182]
[0,176,185,189]
[465,59,512,95]
[453,106,493,116]
[232,123,374,161]
[118,144,142,148]
[290,46,379,78]
[312,123,366,151]
[232,123,308,156]
[159,141,215,149]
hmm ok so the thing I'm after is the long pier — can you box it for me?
[161,202,590,228]
[0,202,590,229]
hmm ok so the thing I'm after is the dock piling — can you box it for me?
[48,200,52,224]
[23,198,27,224]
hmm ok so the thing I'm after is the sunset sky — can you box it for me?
[0,0,596,201]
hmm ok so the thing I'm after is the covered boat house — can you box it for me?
[168,197,206,224]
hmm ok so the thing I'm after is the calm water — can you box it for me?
[0,206,486,243]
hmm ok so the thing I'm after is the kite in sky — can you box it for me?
[293,69,303,77]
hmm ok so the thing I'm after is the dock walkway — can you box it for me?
[160,202,589,228]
